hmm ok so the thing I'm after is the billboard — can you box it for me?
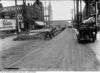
[0,19,16,31]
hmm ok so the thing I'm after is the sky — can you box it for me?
[0,0,85,20]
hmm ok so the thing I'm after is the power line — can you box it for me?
[1,0,73,1]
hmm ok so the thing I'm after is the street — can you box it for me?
[1,27,100,71]
[0,0,100,71]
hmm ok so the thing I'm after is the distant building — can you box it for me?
[32,0,44,21]
[32,0,44,29]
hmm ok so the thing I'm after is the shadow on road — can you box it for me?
[78,40,96,44]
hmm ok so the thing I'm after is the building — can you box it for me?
[0,0,44,30]
[0,1,3,11]
[32,0,44,21]
[82,0,100,26]
[82,0,100,18]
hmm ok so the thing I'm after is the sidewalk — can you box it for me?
[1,32,40,53]
[30,29,51,33]
[1,29,52,51]
[0,29,47,39]
[0,33,16,39]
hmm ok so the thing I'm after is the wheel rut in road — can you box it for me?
[2,28,99,71]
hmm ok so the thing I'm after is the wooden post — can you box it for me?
[73,0,76,27]
[44,1,46,28]
[76,0,79,28]
[95,1,97,27]
[15,0,19,34]
[74,0,76,20]
[49,0,51,27]
[80,0,82,23]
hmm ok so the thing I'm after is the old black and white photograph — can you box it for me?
[0,0,100,71]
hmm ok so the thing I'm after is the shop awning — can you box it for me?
[35,21,45,26]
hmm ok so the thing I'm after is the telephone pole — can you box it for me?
[76,0,79,28]
[48,0,51,27]
[80,0,82,23]
[74,0,76,19]
[22,0,27,31]
[15,0,19,34]
[44,0,47,28]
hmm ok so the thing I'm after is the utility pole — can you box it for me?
[73,0,76,26]
[22,0,26,18]
[86,1,88,18]
[72,9,74,22]
[44,0,47,28]
[76,0,79,28]
[73,0,77,28]
[15,0,19,34]
[48,0,51,27]
[22,0,26,31]
[74,0,76,20]
[95,0,97,27]
[80,0,82,23]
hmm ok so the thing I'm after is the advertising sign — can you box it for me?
[0,19,16,31]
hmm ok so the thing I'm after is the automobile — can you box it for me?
[68,24,72,28]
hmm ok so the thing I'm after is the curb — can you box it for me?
[72,28,79,35]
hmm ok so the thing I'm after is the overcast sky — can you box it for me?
[0,0,85,20]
